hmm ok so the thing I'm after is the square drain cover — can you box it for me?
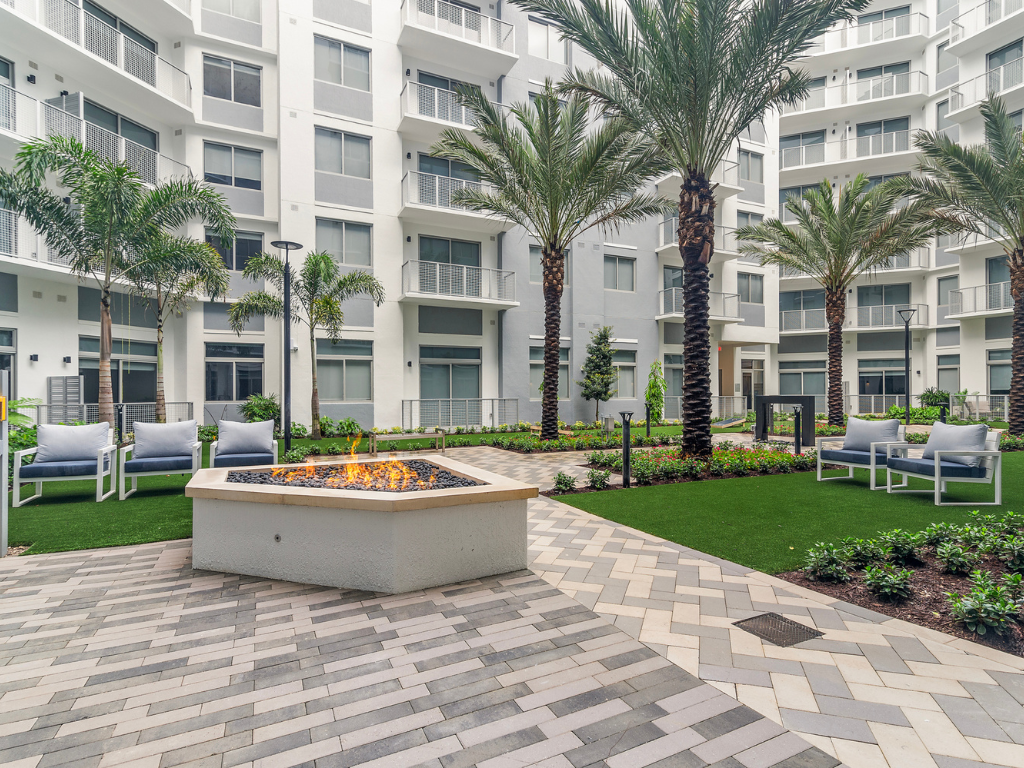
[733,612,823,647]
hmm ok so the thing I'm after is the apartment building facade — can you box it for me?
[0,0,782,429]
[778,0,1022,416]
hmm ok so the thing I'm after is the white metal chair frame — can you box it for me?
[13,428,117,507]
[209,438,280,466]
[118,441,202,500]
[815,426,907,491]
[886,432,1002,506]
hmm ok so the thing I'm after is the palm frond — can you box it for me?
[228,292,284,334]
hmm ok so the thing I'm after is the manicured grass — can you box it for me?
[557,454,1024,575]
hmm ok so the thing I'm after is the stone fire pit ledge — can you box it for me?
[185,455,539,594]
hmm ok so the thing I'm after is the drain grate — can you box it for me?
[733,612,824,647]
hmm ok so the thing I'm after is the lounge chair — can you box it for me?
[816,417,907,490]
[210,419,278,468]
[887,422,1001,506]
[13,422,116,507]
[119,420,202,500]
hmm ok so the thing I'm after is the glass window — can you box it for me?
[204,143,261,190]
[317,340,373,401]
[84,101,157,149]
[664,266,683,289]
[419,237,480,266]
[203,56,261,106]
[937,100,954,131]
[79,334,157,404]
[738,273,763,304]
[938,275,958,305]
[858,283,910,306]
[316,219,372,266]
[233,62,261,107]
[612,350,636,399]
[205,230,262,272]
[529,346,570,400]
[205,344,264,401]
[419,347,481,400]
[988,255,1010,284]
[314,37,371,91]
[203,143,233,186]
[987,39,1023,72]
[738,150,763,182]
[604,255,635,291]
[856,116,910,136]
[737,211,763,229]
[315,128,371,178]
[528,18,566,63]
[937,42,957,74]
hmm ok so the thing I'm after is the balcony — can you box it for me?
[948,282,1013,318]
[657,288,742,323]
[399,0,517,79]
[852,303,928,328]
[0,85,189,185]
[1,0,192,116]
[402,398,519,430]
[656,160,743,201]
[400,260,518,309]
[780,72,929,127]
[805,14,930,59]
[656,218,744,260]
[779,131,916,177]
[780,308,827,333]
[399,81,483,142]
[879,248,930,271]
[949,0,1024,58]
[949,57,1024,121]
[400,171,510,233]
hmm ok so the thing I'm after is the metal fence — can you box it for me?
[402,260,516,302]
[949,395,1009,423]
[949,282,1013,316]
[33,402,194,436]
[663,396,748,421]
[402,398,518,431]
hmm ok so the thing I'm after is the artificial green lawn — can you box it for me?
[559,453,1024,575]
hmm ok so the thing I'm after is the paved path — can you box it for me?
[0,445,1021,768]
[444,446,1024,768]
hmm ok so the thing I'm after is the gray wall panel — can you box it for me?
[315,172,373,208]
[739,302,765,326]
[936,326,960,347]
[778,334,827,354]
[986,316,1012,340]
[418,306,482,335]
[314,81,373,121]
[203,301,264,331]
[313,0,371,31]
[201,9,262,46]
[218,185,265,217]
[857,331,903,351]
[203,97,264,132]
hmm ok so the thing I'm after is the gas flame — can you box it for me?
[269,436,437,491]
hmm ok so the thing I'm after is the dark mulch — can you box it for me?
[540,464,817,497]
[779,551,1024,657]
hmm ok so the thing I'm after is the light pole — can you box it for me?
[897,307,917,428]
[271,240,303,453]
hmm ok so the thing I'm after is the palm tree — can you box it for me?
[126,234,230,423]
[513,0,869,456]
[228,251,385,440]
[737,176,940,426]
[431,83,672,440]
[0,136,234,427]
[888,97,1024,435]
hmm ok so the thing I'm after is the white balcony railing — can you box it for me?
[659,288,741,319]
[402,0,515,53]
[2,0,191,107]
[403,171,493,213]
[402,260,516,302]
[806,13,930,54]
[879,248,929,270]
[950,57,1024,112]
[402,81,477,127]
[950,0,1024,46]
[780,131,912,168]
[780,308,827,331]
[949,282,1013,316]
[854,303,928,328]
[713,159,740,188]
[782,72,929,114]
[658,219,745,252]
[402,398,519,430]
[0,82,40,138]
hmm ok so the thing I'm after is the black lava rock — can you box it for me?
[226,459,481,493]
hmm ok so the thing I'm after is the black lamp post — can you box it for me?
[271,240,303,453]
[619,411,633,488]
[897,307,917,428]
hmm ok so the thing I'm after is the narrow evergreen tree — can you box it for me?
[578,326,615,423]
[645,360,667,425]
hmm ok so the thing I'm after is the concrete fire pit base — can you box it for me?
[184,455,537,594]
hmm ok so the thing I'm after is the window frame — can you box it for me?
[737,272,764,304]
[527,17,568,64]
[313,35,371,92]
[203,54,263,107]
[315,218,372,266]
[603,254,636,292]
[80,334,158,404]
[205,229,264,272]
[612,349,637,399]
[203,142,262,190]
[316,339,373,402]
[204,342,265,402]
[738,149,764,183]
[83,99,159,151]
[314,126,372,179]
[528,346,570,400]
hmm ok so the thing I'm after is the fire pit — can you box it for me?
[185,455,536,594]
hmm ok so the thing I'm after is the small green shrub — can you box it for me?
[995,536,1024,573]
[840,537,886,568]
[863,564,913,601]
[198,424,218,442]
[283,446,313,464]
[803,543,851,583]
[332,418,361,436]
[936,542,980,575]
[379,440,399,452]
[1003,573,1024,602]
[447,437,471,447]
[947,574,1020,636]
[240,393,281,430]
[631,460,655,485]
[553,471,577,493]
[879,529,921,565]
[921,522,957,547]
[290,422,309,439]
[587,468,611,490]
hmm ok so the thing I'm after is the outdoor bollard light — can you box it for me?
[271,240,304,454]
[897,307,917,428]
[620,411,633,489]
[792,405,803,456]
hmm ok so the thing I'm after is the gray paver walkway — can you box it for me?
[442,446,1024,768]
[0,542,835,768]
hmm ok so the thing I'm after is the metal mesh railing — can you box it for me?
[404,81,475,126]
[949,282,1013,315]
[780,309,827,331]
[950,394,1009,422]
[0,82,39,137]
[404,0,515,53]
[659,288,741,319]
[845,394,906,416]
[663,396,749,422]
[404,171,492,211]
[403,260,516,302]
[402,398,518,430]
[854,303,928,328]
[34,402,194,436]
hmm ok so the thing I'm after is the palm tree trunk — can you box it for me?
[540,247,565,441]
[98,288,116,429]
[310,331,321,441]
[1010,257,1024,435]
[679,174,716,458]
[825,290,846,427]
[155,318,166,424]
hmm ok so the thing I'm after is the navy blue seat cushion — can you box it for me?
[20,457,109,479]
[888,456,988,479]
[821,448,888,466]
[213,452,275,468]
[124,456,193,474]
